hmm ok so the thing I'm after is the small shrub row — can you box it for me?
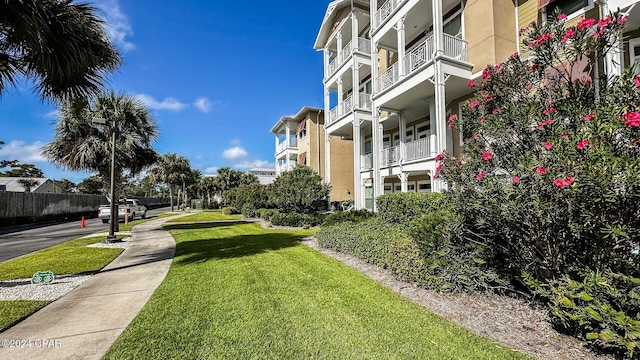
[321,209,373,227]
[257,208,279,221]
[221,206,240,215]
[270,212,320,228]
[376,192,451,224]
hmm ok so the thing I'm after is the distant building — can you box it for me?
[0,177,65,193]
[248,168,276,185]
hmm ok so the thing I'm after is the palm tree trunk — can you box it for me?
[169,187,174,212]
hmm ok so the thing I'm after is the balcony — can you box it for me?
[326,37,372,78]
[361,153,373,170]
[379,138,433,167]
[327,93,373,126]
[276,139,297,154]
[375,34,467,93]
[373,0,406,30]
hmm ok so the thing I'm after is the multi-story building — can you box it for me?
[315,0,639,210]
[271,106,354,202]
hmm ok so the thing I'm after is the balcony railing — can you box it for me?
[405,138,431,161]
[327,93,373,126]
[361,153,373,170]
[375,34,467,93]
[326,37,372,78]
[276,139,297,154]
[373,0,406,30]
[378,138,434,166]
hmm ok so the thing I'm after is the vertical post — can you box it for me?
[353,120,361,208]
[396,17,406,77]
[106,120,118,243]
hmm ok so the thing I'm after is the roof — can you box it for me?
[313,0,369,50]
[270,106,324,134]
[0,177,49,192]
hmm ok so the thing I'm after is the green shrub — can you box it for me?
[321,209,373,226]
[221,206,239,215]
[257,208,280,221]
[270,166,330,214]
[376,192,450,224]
[525,270,640,359]
[226,184,270,211]
[241,204,257,218]
[270,212,320,227]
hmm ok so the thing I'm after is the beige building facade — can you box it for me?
[314,0,640,210]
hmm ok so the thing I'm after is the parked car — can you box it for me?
[98,198,147,223]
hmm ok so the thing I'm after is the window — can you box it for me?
[384,184,392,194]
[631,38,640,76]
[443,13,462,37]
[417,180,431,192]
[416,122,430,139]
[394,184,401,192]
[406,128,414,143]
[382,135,391,149]
[392,131,400,146]
[297,120,307,140]
[407,182,416,192]
[545,0,592,21]
[364,139,372,154]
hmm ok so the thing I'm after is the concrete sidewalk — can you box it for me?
[0,214,188,360]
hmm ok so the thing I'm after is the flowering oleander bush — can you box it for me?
[440,11,640,355]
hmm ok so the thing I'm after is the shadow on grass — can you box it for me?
[171,222,303,265]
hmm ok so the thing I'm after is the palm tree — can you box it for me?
[150,153,191,211]
[42,91,159,202]
[0,0,121,102]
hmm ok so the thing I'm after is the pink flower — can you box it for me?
[480,116,486,122]
[494,62,504,72]
[562,133,569,140]
[592,30,603,39]
[597,17,611,28]
[476,171,486,181]
[584,113,596,121]
[528,41,535,48]
[435,153,446,162]
[557,14,567,21]
[577,140,589,149]
[526,82,533,90]
[623,111,640,127]
[553,177,575,189]
[536,33,553,45]
[482,66,492,80]
[512,176,520,183]
[468,79,476,88]
[448,114,457,129]
[481,151,493,161]
[536,166,548,175]
[543,141,553,150]
[634,76,640,87]
[519,28,527,36]
[618,17,627,24]
[577,18,595,30]
[562,29,576,42]
[543,107,557,116]
[537,119,555,130]
[469,100,480,109]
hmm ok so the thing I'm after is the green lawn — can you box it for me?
[105,215,530,359]
[164,210,242,223]
[0,300,50,332]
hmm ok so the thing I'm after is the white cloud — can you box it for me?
[222,146,248,160]
[44,110,59,119]
[136,94,187,111]
[234,160,273,169]
[204,167,218,175]
[95,0,136,52]
[194,97,212,113]
[0,141,46,163]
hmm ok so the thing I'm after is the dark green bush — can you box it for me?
[241,204,257,218]
[376,192,450,224]
[270,166,330,214]
[221,206,239,215]
[226,184,270,211]
[270,212,320,227]
[257,208,280,221]
[321,209,373,226]
[525,270,640,359]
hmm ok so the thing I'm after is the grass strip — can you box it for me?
[0,236,123,281]
[105,217,529,359]
[0,300,51,332]
[164,210,242,223]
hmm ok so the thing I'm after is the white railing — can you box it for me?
[276,139,297,154]
[358,93,372,110]
[357,38,371,54]
[405,137,430,161]
[444,33,467,61]
[373,0,406,29]
[361,153,373,170]
[375,35,467,93]
[340,94,354,116]
[380,145,399,166]
[328,106,339,125]
[326,37,372,78]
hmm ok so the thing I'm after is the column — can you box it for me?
[336,33,343,66]
[324,89,331,184]
[323,49,330,79]
[353,61,360,109]
[353,120,361,209]
[399,173,408,192]
[396,17,406,77]
[399,112,406,162]
[337,77,343,117]
[432,0,448,159]
[427,96,437,156]
[372,109,382,211]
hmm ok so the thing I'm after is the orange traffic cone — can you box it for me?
[81,216,86,228]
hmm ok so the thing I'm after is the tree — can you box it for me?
[0,141,18,169]
[42,91,159,203]
[0,0,121,102]
[57,178,76,193]
[77,175,104,195]
[17,178,39,192]
[213,167,258,205]
[0,163,44,177]
[198,176,219,205]
[270,165,330,214]
[150,153,191,211]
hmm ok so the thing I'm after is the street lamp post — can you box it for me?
[106,121,118,243]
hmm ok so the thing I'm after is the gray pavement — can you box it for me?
[0,213,189,360]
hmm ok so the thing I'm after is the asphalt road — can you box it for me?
[0,207,172,263]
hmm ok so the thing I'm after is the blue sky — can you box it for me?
[1,0,329,183]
